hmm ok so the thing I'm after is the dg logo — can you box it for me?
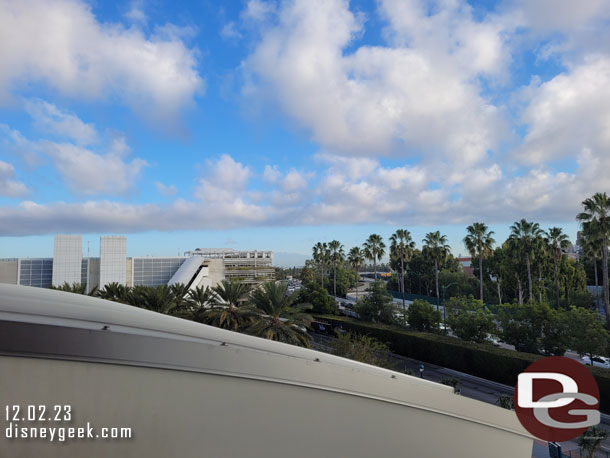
[514,356,601,442]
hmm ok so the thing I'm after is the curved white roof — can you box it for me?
[0,283,531,439]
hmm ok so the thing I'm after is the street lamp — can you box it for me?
[418,363,424,378]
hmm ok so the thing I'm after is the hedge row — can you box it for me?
[315,315,610,414]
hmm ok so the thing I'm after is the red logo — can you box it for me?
[514,356,600,442]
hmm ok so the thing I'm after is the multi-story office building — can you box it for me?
[52,235,83,287]
[0,237,274,292]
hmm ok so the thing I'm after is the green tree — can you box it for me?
[200,280,255,331]
[347,246,365,299]
[297,281,335,314]
[328,331,394,368]
[355,280,395,324]
[390,229,416,321]
[246,281,312,347]
[509,219,544,302]
[445,296,496,343]
[581,224,603,307]
[98,282,129,302]
[423,231,450,311]
[463,222,495,303]
[328,240,345,297]
[578,192,610,326]
[567,307,609,363]
[406,299,441,332]
[186,285,216,322]
[545,227,570,309]
[52,282,98,296]
[312,242,330,287]
[363,234,386,280]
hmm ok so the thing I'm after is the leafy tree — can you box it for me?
[509,219,544,301]
[445,296,496,343]
[463,222,495,303]
[363,234,386,280]
[390,229,416,321]
[331,266,357,298]
[406,299,441,332]
[139,285,177,314]
[328,240,345,297]
[355,280,395,324]
[169,283,191,317]
[329,331,394,368]
[423,231,450,311]
[297,281,335,314]
[578,192,610,326]
[545,227,570,309]
[567,307,610,362]
[98,282,129,302]
[498,302,569,355]
[246,281,312,347]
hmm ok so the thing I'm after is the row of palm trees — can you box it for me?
[308,192,610,325]
[81,280,314,347]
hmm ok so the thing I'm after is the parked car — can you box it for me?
[581,356,610,369]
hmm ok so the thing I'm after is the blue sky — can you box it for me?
[1,0,609,265]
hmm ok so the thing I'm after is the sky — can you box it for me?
[0,0,609,265]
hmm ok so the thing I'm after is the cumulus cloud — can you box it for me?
[242,0,509,165]
[0,160,28,197]
[156,182,178,197]
[0,0,203,123]
[24,99,97,145]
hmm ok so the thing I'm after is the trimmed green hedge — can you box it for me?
[316,315,610,414]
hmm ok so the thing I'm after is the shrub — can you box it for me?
[406,299,440,332]
[445,296,496,343]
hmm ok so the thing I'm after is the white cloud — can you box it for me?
[24,99,97,145]
[221,21,242,40]
[263,164,281,184]
[242,0,509,165]
[242,0,276,22]
[0,160,28,197]
[0,0,203,124]
[155,182,178,197]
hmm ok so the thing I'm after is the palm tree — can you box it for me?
[98,282,128,302]
[390,229,416,316]
[312,242,329,287]
[545,227,570,309]
[347,246,365,299]
[423,231,450,310]
[139,285,177,314]
[463,222,495,303]
[578,192,610,326]
[509,219,544,302]
[578,425,608,458]
[169,282,191,317]
[200,280,254,331]
[52,282,98,296]
[363,234,386,280]
[186,285,216,322]
[582,225,603,308]
[328,240,345,297]
[246,281,312,347]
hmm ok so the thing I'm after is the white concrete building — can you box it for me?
[99,236,127,289]
[51,235,82,287]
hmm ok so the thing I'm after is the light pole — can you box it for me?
[441,282,459,328]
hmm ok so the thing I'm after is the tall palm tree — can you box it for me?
[578,192,610,325]
[423,231,450,310]
[312,242,329,287]
[509,219,544,302]
[200,280,254,331]
[463,223,495,303]
[582,225,602,308]
[328,240,345,297]
[545,227,570,309]
[246,281,312,347]
[347,246,365,299]
[390,229,416,315]
[363,234,386,280]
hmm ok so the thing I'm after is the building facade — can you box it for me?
[0,237,274,292]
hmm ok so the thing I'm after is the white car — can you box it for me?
[581,355,610,369]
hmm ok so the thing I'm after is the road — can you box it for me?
[311,333,610,457]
